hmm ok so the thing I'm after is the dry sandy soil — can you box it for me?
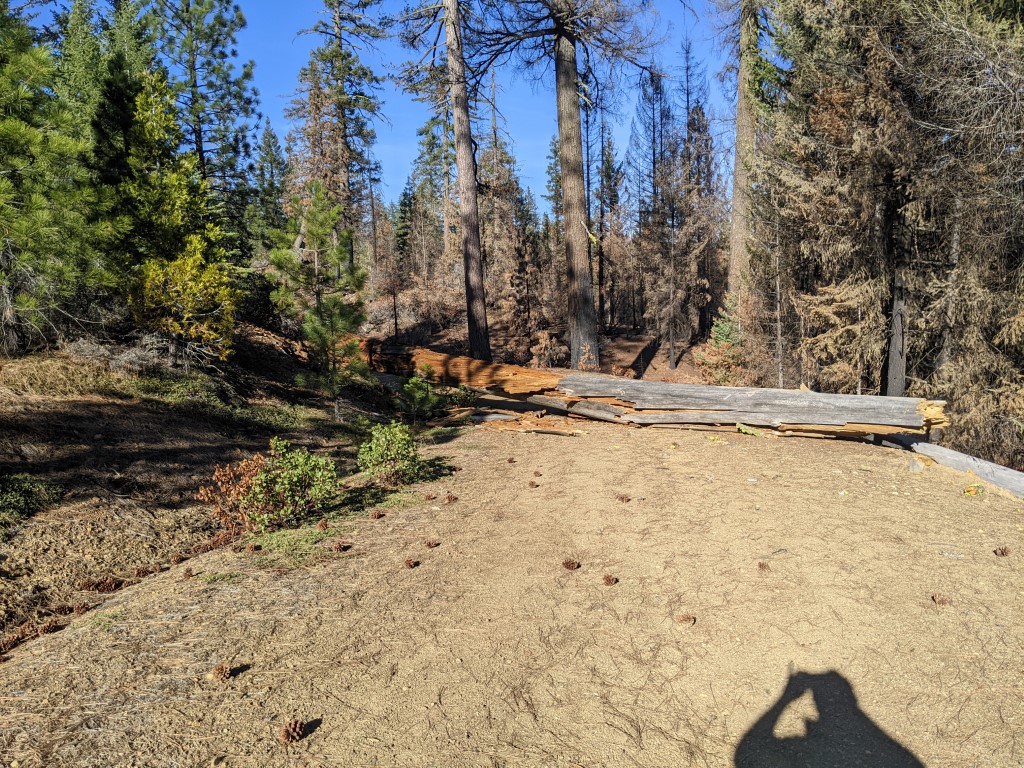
[0,421,1021,768]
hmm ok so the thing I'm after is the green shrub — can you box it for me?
[197,437,338,532]
[0,474,63,536]
[357,422,422,486]
[444,384,478,409]
[400,376,441,421]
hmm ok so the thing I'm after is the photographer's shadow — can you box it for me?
[735,670,925,768]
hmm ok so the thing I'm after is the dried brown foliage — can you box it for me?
[197,453,268,532]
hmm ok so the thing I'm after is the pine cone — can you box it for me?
[562,559,581,571]
[316,519,329,531]
[278,719,304,744]
[208,663,231,683]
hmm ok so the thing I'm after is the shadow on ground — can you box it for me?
[735,670,925,768]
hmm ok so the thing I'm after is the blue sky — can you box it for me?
[237,0,733,207]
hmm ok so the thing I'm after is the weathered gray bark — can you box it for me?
[884,269,908,397]
[553,4,601,370]
[728,0,757,297]
[444,0,492,362]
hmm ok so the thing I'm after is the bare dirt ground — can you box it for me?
[1,421,1020,768]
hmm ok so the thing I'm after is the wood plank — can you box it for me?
[558,375,945,430]
[569,402,628,423]
[884,436,1024,498]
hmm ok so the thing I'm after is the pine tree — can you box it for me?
[53,0,102,141]
[105,0,152,78]
[288,0,383,271]
[473,0,656,369]
[150,0,258,256]
[0,5,94,354]
[248,119,289,251]
[270,183,364,393]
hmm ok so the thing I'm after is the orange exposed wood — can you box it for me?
[364,342,563,396]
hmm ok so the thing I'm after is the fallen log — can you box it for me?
[883,436,1024,498]
[363,342,948,437]
[364,343,562,395]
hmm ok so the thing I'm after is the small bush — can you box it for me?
[444,384,478,409]
[357,422,422,486]
[197,437,338,533]
[0,474,63,536]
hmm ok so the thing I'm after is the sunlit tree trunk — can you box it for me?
[444,0,492,361]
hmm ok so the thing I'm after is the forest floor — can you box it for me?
[0,331,1022,767]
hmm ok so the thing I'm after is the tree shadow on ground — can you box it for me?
[734,670,925,768]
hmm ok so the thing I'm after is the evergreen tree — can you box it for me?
[105,0,153,79]
[53,0,102,140]
[150,0,258,256]
[473,0,657,369]
[0,5,94,354]
[288,0,383,270]
[248,119,289,252]
[91,59,236,361]
[270,184,364,393]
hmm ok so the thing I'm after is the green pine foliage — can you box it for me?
[0,7,96,355]
[271,183,365,394]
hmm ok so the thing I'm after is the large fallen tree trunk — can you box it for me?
[363,343,948,437]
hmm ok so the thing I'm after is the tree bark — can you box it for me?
[883,269,907,397]
[444,0,492,361]
[728,0,757,298]
[553,8,601,370]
